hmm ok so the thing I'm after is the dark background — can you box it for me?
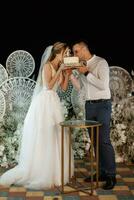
[0,1,133,76]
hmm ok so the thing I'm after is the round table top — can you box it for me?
[60,120,102,128]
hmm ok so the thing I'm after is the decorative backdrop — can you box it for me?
[0,51,133,168]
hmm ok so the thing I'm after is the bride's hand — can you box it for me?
[59,63,65,72]
[64,68,72,76]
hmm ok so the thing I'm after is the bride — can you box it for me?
[0,42,74,189]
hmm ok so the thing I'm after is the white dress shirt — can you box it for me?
[84,55,111,100]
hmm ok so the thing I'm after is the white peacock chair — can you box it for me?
[109,66,133,103]
[0,64,8,86]
[6,50,35,78]
[0,77,36,122]
[0,90,6,121]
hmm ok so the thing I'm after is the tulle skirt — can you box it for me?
[0,88,74,189]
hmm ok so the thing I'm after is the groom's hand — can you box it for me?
[78,66,89,74]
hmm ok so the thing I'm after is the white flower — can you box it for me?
[0,145,5,152]
[85,143,90,151]
[2,155,7,162]
[78,112,84,117]
[0,145,5,156]
[61,100,68,119]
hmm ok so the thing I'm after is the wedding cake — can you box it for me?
[63,56,79,66]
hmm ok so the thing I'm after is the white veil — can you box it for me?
[32,45,53,100]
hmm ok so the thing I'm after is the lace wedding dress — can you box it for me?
[0,63,74,189]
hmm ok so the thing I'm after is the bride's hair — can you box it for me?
[31,42,68,99]
[49,42,67,61]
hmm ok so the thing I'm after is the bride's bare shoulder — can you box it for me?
[43,62,52,75]
[44,62,51,70]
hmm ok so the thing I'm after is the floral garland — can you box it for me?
[110,97,134,162]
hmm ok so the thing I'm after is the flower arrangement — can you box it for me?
[0,112,23,168]
[110,97,134,162]
[71,127,90,159]
[61,86,134,161]
[0,89,133,167]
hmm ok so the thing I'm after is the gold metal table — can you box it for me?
[60,119,102,195]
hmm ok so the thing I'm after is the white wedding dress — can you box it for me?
[0,63,74,189]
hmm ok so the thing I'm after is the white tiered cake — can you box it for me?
[63,56,80,66]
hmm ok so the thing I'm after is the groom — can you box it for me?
[72,41,117,190]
